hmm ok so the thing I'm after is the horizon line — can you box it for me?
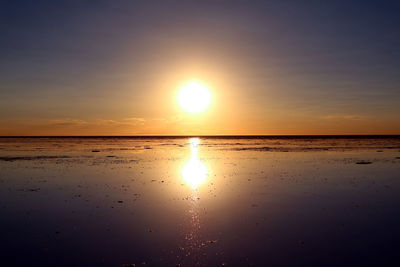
[0,134,399,138]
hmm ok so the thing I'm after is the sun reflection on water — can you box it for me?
[178,138,209,266]
[182,138,208,189]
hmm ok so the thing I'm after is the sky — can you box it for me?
[0,0,399,135]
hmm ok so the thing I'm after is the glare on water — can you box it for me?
[181,138,208,189]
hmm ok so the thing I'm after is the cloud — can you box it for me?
[93,118,146,127]
[0,117,185,135]
[123,117,146,125]
[322,114,364,121]
[46,119,88,126]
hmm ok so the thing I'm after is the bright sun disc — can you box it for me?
[178,81,211,113]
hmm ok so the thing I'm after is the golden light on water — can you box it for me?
[182,138,208,189]
[182,158,208,189]
[178,81,211,114]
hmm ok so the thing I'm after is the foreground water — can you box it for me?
[0,136,399,267]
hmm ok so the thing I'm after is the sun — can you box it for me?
[178,81,211,114]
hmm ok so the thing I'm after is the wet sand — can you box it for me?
[0,136,399,266]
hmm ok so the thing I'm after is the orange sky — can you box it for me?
[1,2,399,135]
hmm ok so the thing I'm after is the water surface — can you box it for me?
[0,136,399,266]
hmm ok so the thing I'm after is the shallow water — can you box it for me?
[0,137,399,266]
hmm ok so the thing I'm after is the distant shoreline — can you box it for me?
[0,135,399,139]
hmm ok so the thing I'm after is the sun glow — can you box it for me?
[178,81,211,114]
[182,138,208,189]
